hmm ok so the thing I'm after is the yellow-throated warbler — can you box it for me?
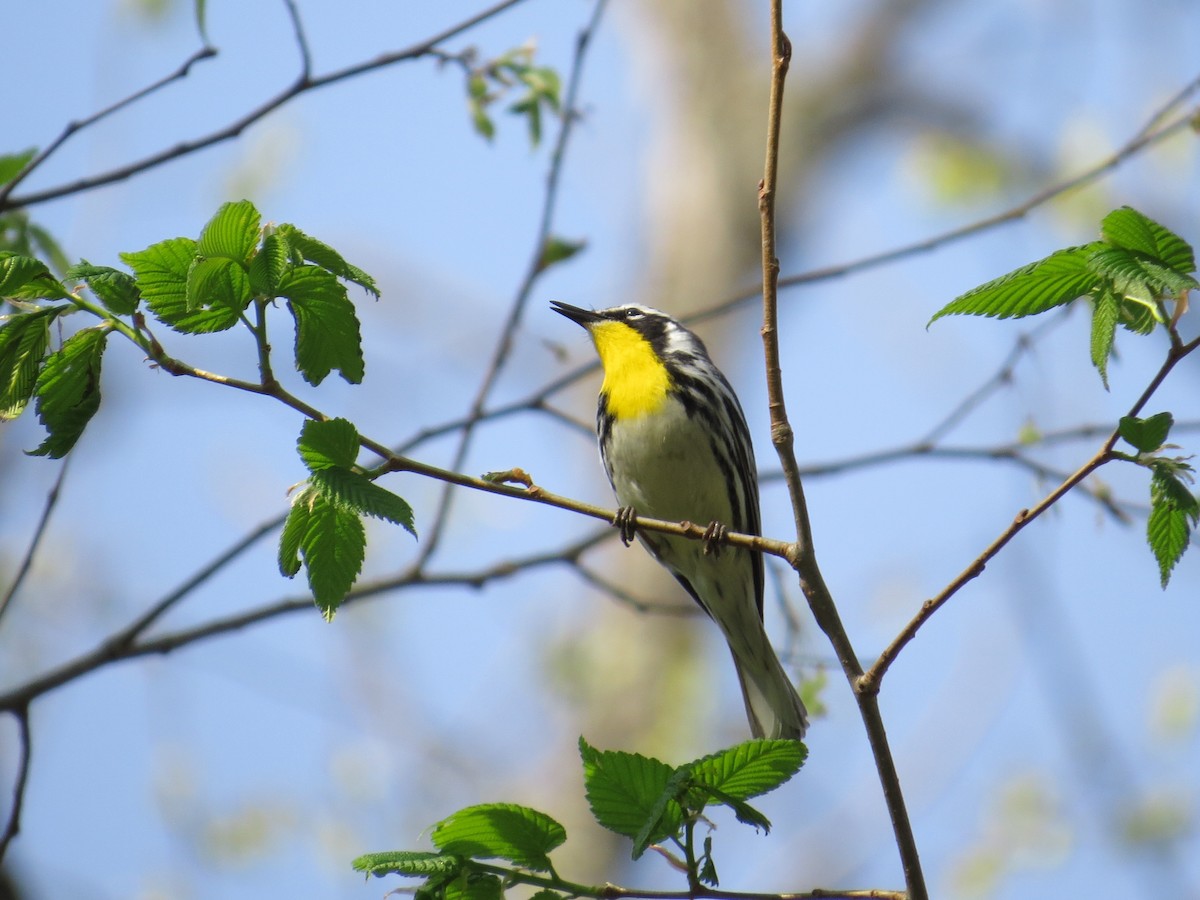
[551,301,808,740]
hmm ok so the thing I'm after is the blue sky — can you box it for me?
[2,1,1200,898]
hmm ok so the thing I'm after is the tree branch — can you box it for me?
[863,334,1200,691]
[0,706,32,861]
[756,6,927,898]
[0,0,532,213]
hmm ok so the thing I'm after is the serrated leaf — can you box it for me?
[1088,247,1199,300]
[1148,468,1199,588]
[248,231,290,296]
[1101,207,1196,275]
[185,256,252,313]
[276,224,379,298]
[278,265,365,385]
[197,200,261,264]
[579,737,682,850]
[0,252,69,300]
[1090,288,1119,389]
[311,468,417,534]
[351,851,462,879]
[298,417,360,471]
[28,326,109,458]
[930,245,1102,324]
[66,262,140,315]
[280,483,365,619]
[0,148,37,186]
[431,804,566,871]
[122,237,240,333]
[0,305,66,419]
[690,739,807,802]
[632,765,692,858]
[698,837,719,887]
[1119,413,1174,453]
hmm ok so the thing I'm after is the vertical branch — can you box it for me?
[0,707,32,862]
[756,4,927,898]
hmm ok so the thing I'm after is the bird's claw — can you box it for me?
[614,506,638,546]
[701,521,727,557]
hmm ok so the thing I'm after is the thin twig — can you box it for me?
[0,706,32,862]
[0,460,69,629]
[690,72,1200,326]
[863,334,1200,691]
[0,531,614,711]
[0,47,217,207]
[0,0,532,212]
[415,0,609,566]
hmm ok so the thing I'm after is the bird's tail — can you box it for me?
[729,630,808,741]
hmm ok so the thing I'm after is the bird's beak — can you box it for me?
[550,300,602,328]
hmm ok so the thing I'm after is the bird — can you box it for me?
[551,300,808,740]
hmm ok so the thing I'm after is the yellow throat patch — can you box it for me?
[589,320,672,420]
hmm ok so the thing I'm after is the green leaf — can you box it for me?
[445,873,503,900]
[197,200,261,264]
[279,483,365,619]
[298,417,360,471]
[67,262,140,315]
[1119,297,1161,334]
[1118,413,1174,453]
[930,245,1102,324]
[690,739,808,802]
[193,0,209,43]
[538,236,586,272]
[28,326,109,458]
[0,305,66,419]
[276,224,379,298]
[1101,207,1196,275]
[278,493,305,578]
[430,803,566,871]
[185,256,252,312]
[0,252,69,300]
[311,468,417,534]
[698,836,719,887]
[579,737,682,850]
[352,851,462,879]
[27,221,71,277]
[1148,466,1199,588]
[0,148,36,186]
[122,237,240,333]
[248,231,290,296]
[1090,288,1120,389]
[632,765,693,858]
[278,265,365,385]
[1087,247,1199,300]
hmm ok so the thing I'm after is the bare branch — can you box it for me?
[863,334,1200,691]
[0,707,32,862]
[0,0,533,213]
[0,460,69,629]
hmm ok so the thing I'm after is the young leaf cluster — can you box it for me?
[1116,413,1198,587]
[930,206,1198,387]
[463,42,562,146]
[352,738,806,897]
[1,200,381,459]
[280,418,415,620]
[1,200,419,615]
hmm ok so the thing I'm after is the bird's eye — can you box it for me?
[623,308,643,320]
